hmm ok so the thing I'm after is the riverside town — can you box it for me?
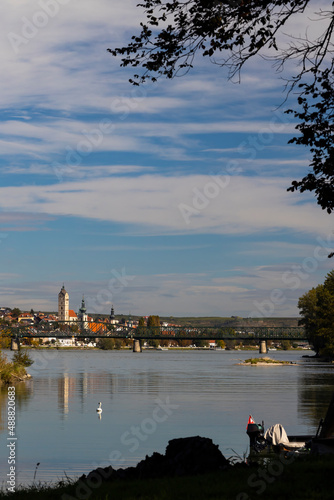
[0,285,312,351]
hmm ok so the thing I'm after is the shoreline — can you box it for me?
[9,345,310,351]
[1,451,334,499]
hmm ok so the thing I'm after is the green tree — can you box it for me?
[12,351,33,367]
[11,308,21,320]
[147,315,161,336]
[217,340,225,349]
[298,286,324,355]
[160,338,170,347]
[314,285,334,357]
[97,338,123,350]
[281,340,291,350]
[324,269,334,294]
[137,317,146,335]
[147,338,160,348]
[298,270,334,356]
[109,1,334,213]
[193,339,209,348]
[0,328,11,349]
[225,339,237,350]
[70,324,79,333]
[177,339,192,347]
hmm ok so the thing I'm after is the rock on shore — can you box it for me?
[80,436,230,484]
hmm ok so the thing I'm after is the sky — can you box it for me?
[0,0,333,318]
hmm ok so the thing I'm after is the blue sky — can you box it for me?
[1,0,333,317]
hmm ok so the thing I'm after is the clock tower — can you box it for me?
[58,285,69,322]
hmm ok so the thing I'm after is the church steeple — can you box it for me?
[78,295,88,327]
[79,295,86,315]
[110,305,115,320]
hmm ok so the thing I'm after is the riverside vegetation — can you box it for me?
[299,270,334,358]
[1,455,334,500]
[242,357,297,365]
[0,351,33,386]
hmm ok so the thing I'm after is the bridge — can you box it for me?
[1,321,308,353]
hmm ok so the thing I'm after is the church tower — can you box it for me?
[78,295,88,328]
[58,285,69,322]
[109,305,118,325]
[110,305,115,321]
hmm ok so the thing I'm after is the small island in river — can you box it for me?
[239,356,297,366]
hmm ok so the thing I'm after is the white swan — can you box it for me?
[96,402,102,413]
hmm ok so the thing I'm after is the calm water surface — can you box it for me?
[1,348,334,487]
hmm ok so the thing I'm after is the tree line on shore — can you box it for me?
[298,270,334,357]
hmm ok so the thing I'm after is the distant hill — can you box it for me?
[158,316,300,328]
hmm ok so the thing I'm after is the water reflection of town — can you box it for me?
[55,371,162,417]
[56,373,113,416]
[1,372,161,431]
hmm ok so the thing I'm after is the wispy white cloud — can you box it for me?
[187,285,250,294]
[80,244,211,252]
[1,255,332,316]
[0,174,331,236]
[237,241,322,258]
[4,163,153,177]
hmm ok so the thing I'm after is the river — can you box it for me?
[1,348,334,487]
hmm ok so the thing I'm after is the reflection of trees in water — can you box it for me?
[0,381,32,432]
[298,366,334,428]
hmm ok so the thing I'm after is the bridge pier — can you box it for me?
[133,339,142,353]
[11,337,20,351]
[259,340,267,354]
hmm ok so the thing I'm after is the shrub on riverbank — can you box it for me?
[12,351,33,367]
[0,351,32,385]
[96,338,124,350]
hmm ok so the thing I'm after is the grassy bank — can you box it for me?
[1,455,334,500]
[0,351,32,386]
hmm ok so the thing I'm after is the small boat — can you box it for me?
[246,416,311,455]
[246,392,334,456]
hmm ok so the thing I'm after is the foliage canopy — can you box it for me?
[298,270,334,356]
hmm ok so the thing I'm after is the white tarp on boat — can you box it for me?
[264,424,305,449]
[264,424,289,445]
